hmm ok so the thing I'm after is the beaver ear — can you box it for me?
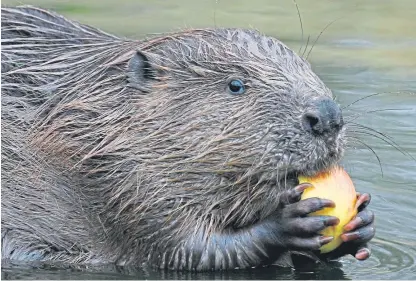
[127,50,156,92]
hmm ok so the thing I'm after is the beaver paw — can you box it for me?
[275,183,340,251]
[320,193,375,261]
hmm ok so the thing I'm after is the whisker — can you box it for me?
[344,108,407,123]
[306,16,341,60]
[349,128,396,150]
[341,93,384,110]
[342,91,413,111]
[348,124,415,161]
[283,154,292,190]
[350,122,404,145]
[302,35,311,58]
[292,0,305,56]
[349,136,383,176]
[275,159,280,192]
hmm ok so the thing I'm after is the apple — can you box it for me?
[299,166,358,253]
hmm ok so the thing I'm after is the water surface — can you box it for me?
[2,0,416,279]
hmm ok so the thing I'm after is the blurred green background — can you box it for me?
[3,0,416,74]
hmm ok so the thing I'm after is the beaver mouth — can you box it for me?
[223,170,300,191]
[248,163,334,191]
[278,171,300,189]
[221,149,341,191]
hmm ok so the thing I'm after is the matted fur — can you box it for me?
[2,6,346,270]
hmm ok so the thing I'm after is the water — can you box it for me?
[2,0,416,279]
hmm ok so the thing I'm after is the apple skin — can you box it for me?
[299,166,358,253]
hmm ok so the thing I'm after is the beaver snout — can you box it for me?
[301,98,344,136]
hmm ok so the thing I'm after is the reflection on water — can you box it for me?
[2,0,416,279]
[0,259,351,280]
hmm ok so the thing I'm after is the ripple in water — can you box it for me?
[337,239,414,279]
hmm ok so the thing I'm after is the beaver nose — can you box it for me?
[302,99,343,135]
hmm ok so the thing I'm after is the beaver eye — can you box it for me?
[227,79,246,95]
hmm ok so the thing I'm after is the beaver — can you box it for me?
[1,6,375,271]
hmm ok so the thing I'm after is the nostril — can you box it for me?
[335,116,344,130]
[302,112,322,134]
[305,113,320,128]
[302,99,344,136]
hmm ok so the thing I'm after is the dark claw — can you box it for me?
[341,231,360,242]
[341,224,375,243]
[355,247,371,260]
[319,236,334,246]
[294,183,312,196]
[356,193,371,212]
[344,209,374,232]
[313,192,375,262]
[283,216,339,235]
[279,183,312,206]
[287,236,333,251]
[282,197,335,218]
[320,241,372,261]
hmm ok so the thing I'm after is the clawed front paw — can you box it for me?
[338,193,375,260]
[277,185,375,262]
[311,192,376,261]
[276,183,339,251]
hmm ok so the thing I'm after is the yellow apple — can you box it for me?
[299,166,358,253]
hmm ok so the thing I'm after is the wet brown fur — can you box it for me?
[2,6,346,269]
